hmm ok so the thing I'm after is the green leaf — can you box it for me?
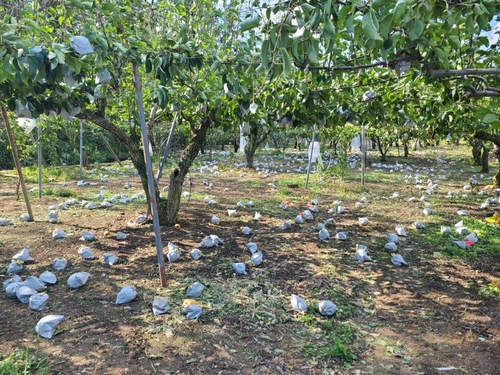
[473,4,484,16]
[81,1,93,10]
[393,0,407,23]
[301,3,316,13]
[306,8,322,30]
[447,35,460,48]
[362,11,383,41]
[379,13,393,39]
[324,18,335,39]
[291,36,301,63]
[239,16,260,32]
[338,4,350,24]
[307,41,319,64]
[490,121,500,130]
[372,0,395,10]
[261,39,269,69]
[465,14,475,34]
[483,113,497,124]
[409,19,424,40]
[323,0,333,16]
[281,48,292,76]
[432,47,445,61]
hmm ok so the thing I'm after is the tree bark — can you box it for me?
[373,136,387,162]
[245,123,268,168]
[469,138,482,166]
[474,130,500,186]
[164,110,215,225]
[78,109,215,225]
[78,110,164,220]
[403,140,409,157]
[480,143,490,173]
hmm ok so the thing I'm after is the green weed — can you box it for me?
[0,346,49,375]
[478,284,500,298]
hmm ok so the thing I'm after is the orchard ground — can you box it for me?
[1,144,499,375]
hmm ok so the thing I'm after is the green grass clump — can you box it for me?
[0,347,49,375]
[478,283,500,298]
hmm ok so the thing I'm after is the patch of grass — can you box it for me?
[39,188,77,198]
[322,160,352,182]
[301,335,357,363]
[0,346,49,375]
[478,283,500,298]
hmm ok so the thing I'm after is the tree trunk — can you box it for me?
[373,136,387,162]
[474,130,500,186]
[470,138,482,166]
[480,143,490,173]
[77,110,154,201]
[244,123,268,169]
[403,140,409,157]
[163,110,215,225]
[78,109,214,225]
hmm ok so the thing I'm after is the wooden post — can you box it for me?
[1,106,34,221]
[132,63,167,288]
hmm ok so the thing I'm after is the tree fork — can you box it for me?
[164,110,215,225]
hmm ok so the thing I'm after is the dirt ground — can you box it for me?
[0,149,499,375]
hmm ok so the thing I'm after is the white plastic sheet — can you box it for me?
[35,315,64,339]
[307,141,324,169]
[182,304,202,320]
[190,248,202,260]
[12,247,34,262]
[29,292,49,311]
[52,228,67,240]
[116,285,137,304]
[318,300,338,316]
[39,271,57,285]
[290,294,307,313]
[67,272,90,289]
[232,262,247,275]
[186,282,205,298]
[152,297,170,315]
[53,257,68,271]
[250,251,263,266]
[16,286,37,303]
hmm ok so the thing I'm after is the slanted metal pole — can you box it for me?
[156,112,178,183]
[37,119,42,198]
[361,124,366,186]
[79,121,83,177]
[305,124,317,189]
[1,106,34,221]
[146,112,178,218]
[132,63,167,288]
[98,132,123,167]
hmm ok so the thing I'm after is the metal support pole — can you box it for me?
[305,124,317,189]
[98,132,123,167]
[1,106,34,221]
[132,63,167,288]
[37,119,42,198]
[156,112,178,183]
[79,121,83,177]
[361,124,366,186]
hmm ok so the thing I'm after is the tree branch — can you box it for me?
[429,68,500,77]
[465,88,500,98]
[474,130,500,144]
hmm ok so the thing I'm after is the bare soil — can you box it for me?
[1,149,499,375]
